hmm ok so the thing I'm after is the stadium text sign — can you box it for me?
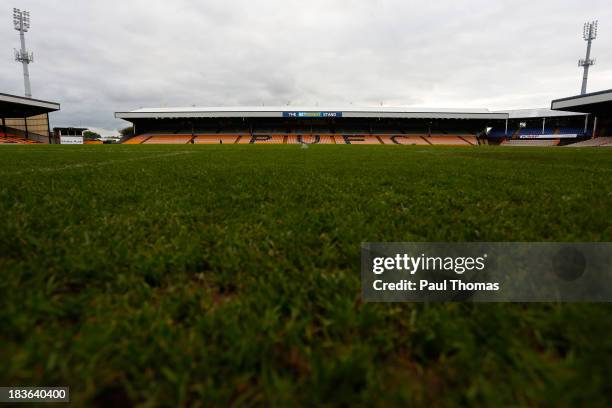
[362,242,612,302]
[60,136,83,145]
[283,112,342,118]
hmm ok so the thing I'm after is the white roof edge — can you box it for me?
[551,90,612,110]
[0,93,60,111]
[115,106,507,120]
[118,106,495,113]
[495,108,587,119]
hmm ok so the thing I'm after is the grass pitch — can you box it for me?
[1,145,611,407]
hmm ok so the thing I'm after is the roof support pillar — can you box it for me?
[46,113,51,144]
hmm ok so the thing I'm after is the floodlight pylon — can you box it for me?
[13,8,33,98]
[578,20,597,95]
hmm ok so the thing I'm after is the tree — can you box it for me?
[119,126,134,138]
[83,130,101,140]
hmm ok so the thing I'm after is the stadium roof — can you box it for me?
[499,108,586,119]
[0,92,60,118]
[115,106,508,120]
[551,89,612,116]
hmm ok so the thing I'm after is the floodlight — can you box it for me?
[583,20,598,40]
[579,20,599,95]
[13,8,30,32]
[11,8,34,97]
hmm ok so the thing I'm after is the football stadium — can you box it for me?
[114,105,602,146]
[1,3,612,407]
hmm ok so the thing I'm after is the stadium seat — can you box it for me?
[115,132,480,147]
[123,135,152,144]
[460,135,479,145]
[195,134,243,144]
[335,135,382,144]
[426,136,471,145]
[286,134,336,144]
[143,135,192,144]
[378,135,429,145]
[237,135,285,144]
[0,133,41,144]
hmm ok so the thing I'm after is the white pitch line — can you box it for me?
[0,151,196,176]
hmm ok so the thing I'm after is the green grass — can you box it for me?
[1,145,611,407]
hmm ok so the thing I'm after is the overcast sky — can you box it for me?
[1,1,611,135]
